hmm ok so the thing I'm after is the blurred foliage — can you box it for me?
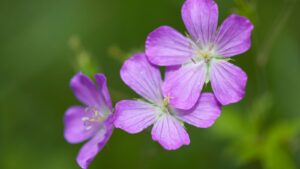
[107,45,143,63]
[212,93,300,169]
[69,35,100,77]
[1,0,300,169]
[233,0,257,24]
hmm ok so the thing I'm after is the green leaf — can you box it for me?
[212,107,245,139]
[261,122,299,169]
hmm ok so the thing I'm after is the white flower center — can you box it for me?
[187,40,221,84]
[188,38,218,64]
[82,106,104,130]
[195,44,217,62]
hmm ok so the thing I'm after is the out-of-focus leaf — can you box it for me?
[212,93,300,168]
[228,132,261,166]
[69,35,100,77]
[262,122,299,169]
[212,107,245,139]
[107,45,143,63]
[249,93,273,133]
[213,93,272,140]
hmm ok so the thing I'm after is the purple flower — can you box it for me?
[64,73,114,169]
[114,53,221,150]
[146,0,254,109]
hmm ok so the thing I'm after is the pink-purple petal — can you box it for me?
[151,114,190,150]
[120,53,164,104]
[163,62,207,110]
[64,106,98,144]
[181,0,218,46]
[76,116,114,169]
[210,60,247,105]
[70,73,105,109]
[114,100,158,134]
[146,26,193,66]
[215,14,254,57]
[177,93,221,128]
[95,74,113,112]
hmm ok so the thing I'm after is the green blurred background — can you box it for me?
[1,0,300,168]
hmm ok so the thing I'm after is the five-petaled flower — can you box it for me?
[64,0,254,164]
[114,53,221,150]
[146,0,254,109]
[64,73,114,169]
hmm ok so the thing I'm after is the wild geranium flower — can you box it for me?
[64,72,114,169]
[114,53,221,150]
[146,0,254,109]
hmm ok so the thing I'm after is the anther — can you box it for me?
[81,106,105,130]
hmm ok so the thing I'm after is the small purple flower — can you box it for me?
[64,73,114,169]
[146,0,254,109]
[114,53,221,150]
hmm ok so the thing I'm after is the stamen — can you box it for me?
[162,96,174,109]
[163,96,170,105]
[160,96,176,116]
[81,106,105,130]
[82,117,93,130]
[191,58,197,64]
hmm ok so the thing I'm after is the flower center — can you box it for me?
[159,96,177,116]
[188,39,217,63]
[156,96,171,114]
[82,106,104,130]
[163,96,171,107]
[196,50,212,62]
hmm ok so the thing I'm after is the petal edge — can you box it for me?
[114,100,158,134]
[215,14,254,57]
[120,53,164,104]
[146,26,192,66]
[177,93,221,128]
[151,114,190,150]
[210,60,247,105]
[64,106,97,144]
[181,0,219,46]
[76,116,114,169]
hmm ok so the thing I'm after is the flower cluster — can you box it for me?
[63,0,253,168]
